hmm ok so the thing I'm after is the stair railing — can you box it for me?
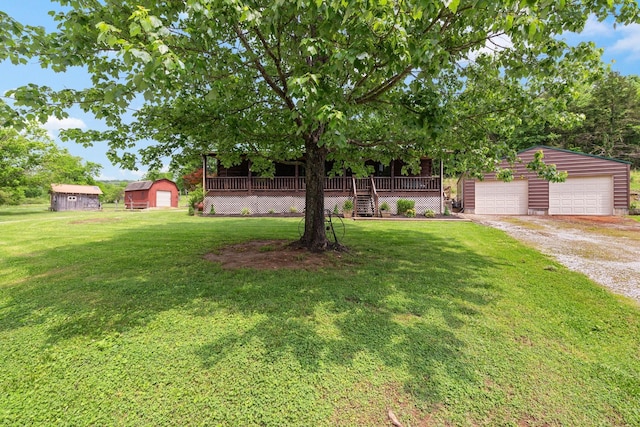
[370,176,379,217]
[351,176,358,218]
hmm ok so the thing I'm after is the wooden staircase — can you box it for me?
[356,194,375,216]
[351,176,379,217]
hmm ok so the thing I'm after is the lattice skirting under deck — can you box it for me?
[378,196,442,215]
[204,195,442,215]
[204,195,354,215]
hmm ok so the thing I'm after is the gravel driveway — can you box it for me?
[465,215,640,305]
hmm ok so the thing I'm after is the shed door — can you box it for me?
[475,180,528,215]
[549,176,613,215]
[156,190,172,207]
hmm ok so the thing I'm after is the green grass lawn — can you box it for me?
[631,169,640,193]
[1,208,639,426]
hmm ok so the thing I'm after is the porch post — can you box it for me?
[202,155,206,191]
[342,168,346,193]
[390,161,395,192]
[440,158,444,214]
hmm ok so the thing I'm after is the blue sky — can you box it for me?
[1,2,640,181]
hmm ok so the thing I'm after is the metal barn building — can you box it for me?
[50,184,103,211]
[458,146,630,216]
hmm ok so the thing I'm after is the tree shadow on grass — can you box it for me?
[192,223,503,414]
[0,218,504,421]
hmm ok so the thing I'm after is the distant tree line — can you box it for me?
[510,72,640,167]
[0,125,102,205]
[0,121,204,206]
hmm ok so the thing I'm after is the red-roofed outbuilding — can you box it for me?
[124,179,179,209]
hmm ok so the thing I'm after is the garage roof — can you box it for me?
[519,145,631,165]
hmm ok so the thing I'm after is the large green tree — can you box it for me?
[2,1,639,249]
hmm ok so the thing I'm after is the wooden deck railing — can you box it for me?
[251,177,299,191]
[206,177,250,191]
[205,176,440,192]
[373,177,440,192]
[324,176,351,192]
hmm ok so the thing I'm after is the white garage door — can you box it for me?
[156,190,172,207]
[549,176,613,215]
[475,180,528,215]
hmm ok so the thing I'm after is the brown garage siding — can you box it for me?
[461,146,630,213]
[462,178,476,210]
[527,180,549,210]
[613,172,630,208]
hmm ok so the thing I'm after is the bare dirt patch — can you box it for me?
[203,239,345,270]
[467,215,640,304]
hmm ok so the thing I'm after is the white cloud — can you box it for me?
[482,33,514,54]
[609,23,640,59]
[98,169,144,181]
[463,33,514,64]
[43,116,87,132]
[581,15,615,38]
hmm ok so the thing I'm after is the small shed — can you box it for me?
[124,179,179,209]
[50,184,103,211]
[459,146,630,216]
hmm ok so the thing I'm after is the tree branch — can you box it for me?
[253,26,290,92]
[233,25,301,127]
[354,65,414,104]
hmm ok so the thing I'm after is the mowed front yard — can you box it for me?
[1,208,639,426]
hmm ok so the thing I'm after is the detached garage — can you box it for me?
[474,180,528,215]
[459,146,630,216]
[124,179,179,209]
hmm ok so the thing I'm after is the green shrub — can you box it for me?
[380,201,390,211]
[241,207,251,216]
[405,208,416,218]
[443,206,451,216]
[289,206,298,213]
[343,199,354,211]
[209,204,216,215]
[424,209,436,218]
[397,199,415,215]
[188,186,204,209]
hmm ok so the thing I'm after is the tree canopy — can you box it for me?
[0,125,102,205]
[2,0,639,248]
[546,72,640,166]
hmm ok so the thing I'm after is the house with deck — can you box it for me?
[201,154,444,216]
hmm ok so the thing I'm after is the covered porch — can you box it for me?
[202,155,444,216]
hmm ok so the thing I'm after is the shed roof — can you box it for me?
[124,180,154,191]
[51,184,103,195]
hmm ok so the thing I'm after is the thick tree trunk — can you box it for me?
[299,129,330,251]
